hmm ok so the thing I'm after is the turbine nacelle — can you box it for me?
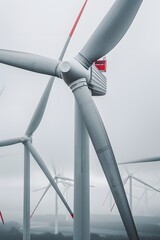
[59,58,107,96]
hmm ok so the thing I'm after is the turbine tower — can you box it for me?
[0,1,144,239]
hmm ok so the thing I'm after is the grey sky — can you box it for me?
[0,0,160,222]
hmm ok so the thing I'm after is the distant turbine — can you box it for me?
[31,166,73,235]
[110,171,160,215]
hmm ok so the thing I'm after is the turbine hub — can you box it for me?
[59,59,90,86]
[21,135,31,143]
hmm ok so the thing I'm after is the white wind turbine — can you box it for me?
[0,1,88,240]
[124,171,160,213]
[109,172,160,215]
[0,79,73,239]
[0,1,144,240]
[30,166,74,235]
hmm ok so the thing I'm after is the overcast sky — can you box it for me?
[0,0,160,223]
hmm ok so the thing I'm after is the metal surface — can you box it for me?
[70,79,139,240]
[76,0,143,68]
[23,146,30,240]
[74,101,90,240]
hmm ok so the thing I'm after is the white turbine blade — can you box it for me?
[0,137,22,147]
[132,176,160,193]
[0,211,4,224]
[119,156,160,165]
[123,176,129,185]
[0,49,60,76]
[102,191,111,206]
[76,0,143,68]
[25,77,54,137]
[109,176,129,212]
[30,183,51,218]
[50,161,57,176]
[134,190,146,211]
[0,86,5,96]
[25,141,73,218]
[71,80,139,240]
[33,186,49,192]
[59,180,74,187]
[59,0,88,61]
[58,176,74,182]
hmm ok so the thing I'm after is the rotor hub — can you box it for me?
[59,59,90,86]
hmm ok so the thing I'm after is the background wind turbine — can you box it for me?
[31,166,74,235]
[0,79,73,240]
[0,1,89,239]
[109,171,160,216]
[0,1,143,239]
[125,171,160,213]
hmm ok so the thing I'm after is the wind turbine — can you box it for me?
[0,1,144,240]
[0,80,73,239]
[30,168,74,235]
[109,172,160,216]
[124,171,160,213]
[0,1,88,240]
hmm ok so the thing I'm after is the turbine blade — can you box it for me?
[33,186,49,192]
[25,141,73,218]
[71,80,139,240]
[0,211,4,224]
[0,137,22,147]
[76,0,143,68]
[132,176,160,193]
[109,176,129,212]
[123,176,129,186]
[59,0,88,61]
[51,161,57,176]
[25,1,89,136]
[0,86,5,96]
[25,77,54,137]
[57,176,74,182]
[30,183,51,218]
[134,190,146,211]
[119,156,160,165]
[0,49,59,76]
[110,202,116,213]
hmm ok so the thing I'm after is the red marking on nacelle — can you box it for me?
[95,58,107,72]
[71,213,74,219]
